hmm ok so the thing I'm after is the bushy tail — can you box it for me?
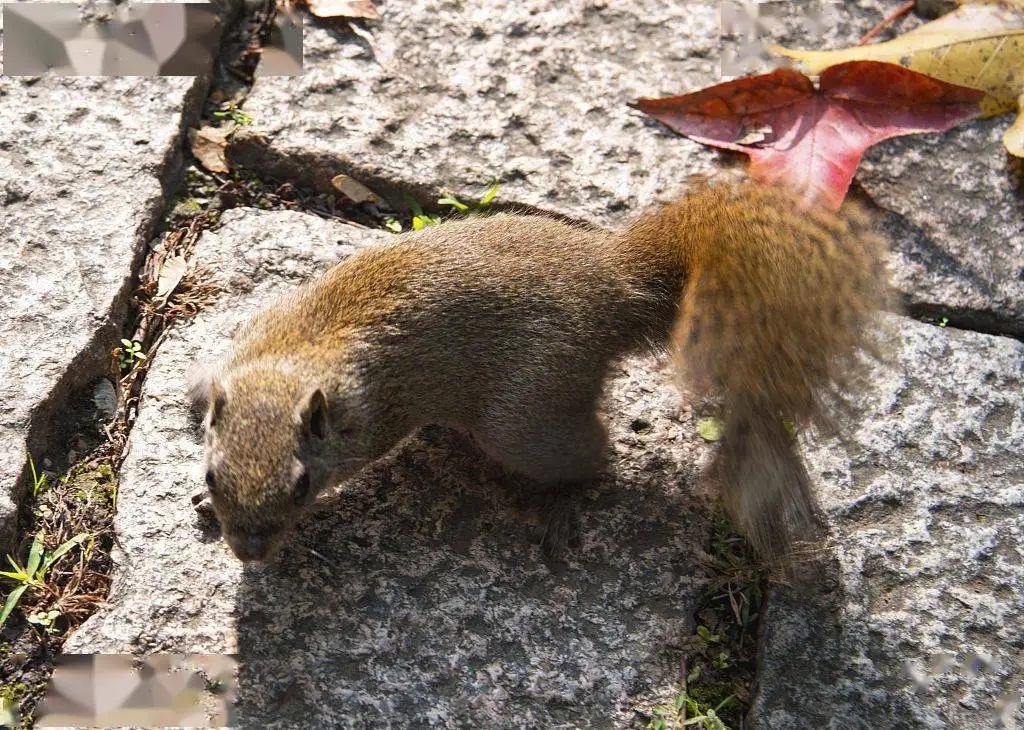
[656,181,892,565]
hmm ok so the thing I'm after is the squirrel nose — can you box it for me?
[233,535,268,561]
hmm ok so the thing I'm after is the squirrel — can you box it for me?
[188,178,891,566]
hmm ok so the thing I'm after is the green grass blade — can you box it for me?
[28,452,47,495]
[43,532,90,572]
[0,584,28,627]
[26,534,44,578]
[479,182,500,206]
[405,196,426,219]
[438,195,469,212]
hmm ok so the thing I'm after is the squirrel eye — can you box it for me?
[294,472,311,502]
[205,470,216,491]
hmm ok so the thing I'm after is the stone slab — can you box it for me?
[64,207,717,727]
[0,69,208,553]
[750,317,1024,728]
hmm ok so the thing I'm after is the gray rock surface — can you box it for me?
[859,119,1024,337]
[237,0,1023,335]
[0,71,207,553]
[65,208,718,727]
[750,316,1024,729]
[239,1,723,225]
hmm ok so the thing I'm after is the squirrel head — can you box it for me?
[189,362,363,562]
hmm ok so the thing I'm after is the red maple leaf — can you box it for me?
[630,61,984,210]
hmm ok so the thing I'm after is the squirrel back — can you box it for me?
[192,179,891,565]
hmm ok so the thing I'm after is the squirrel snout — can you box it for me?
[229,534,273,562]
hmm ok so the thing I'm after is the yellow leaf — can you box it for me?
[1005,93,1024,155]
[773,2,1024,117]
[697,417,726,442]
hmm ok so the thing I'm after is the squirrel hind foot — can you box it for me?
[535,485,584,563]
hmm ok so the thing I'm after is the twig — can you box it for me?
[307,547,338,572]
[858,0,915,45]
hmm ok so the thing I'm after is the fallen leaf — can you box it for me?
[697,417,726,442]
[306,0,379,19]
[188,123,235,173]
[773,1,1024,119]
[630,61,983,210]
[155,255,188,307]
[1005,93,1024,155]
[331,174,380,204]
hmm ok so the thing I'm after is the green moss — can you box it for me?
[0,677,48,730]
[67,461,117,510]
[172,197,204,217]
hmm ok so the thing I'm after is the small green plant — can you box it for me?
[117,339,147,372]
[0,532,91,628]
[665,517,770,729]
[696,622,720,638]
[783,418,798,442]
[0,685,24,729]
[647,687,737,730]
[26,608,61,634]
[70,463,117,511]
[699,417,796,443]
[938,316,949,327]
[438,180,500,215]
[408,198,441,230]
[395,182,502,233]
[696,625,721,644]
[212,103,253,126]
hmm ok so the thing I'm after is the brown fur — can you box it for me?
[191,179,891,564]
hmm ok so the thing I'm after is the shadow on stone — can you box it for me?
[231,426,706,726]
[750,552,924,730]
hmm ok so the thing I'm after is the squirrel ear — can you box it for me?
[208,379,227,427]
[187,367,227,426]
[298,388,329,440]
[186,366,212,412]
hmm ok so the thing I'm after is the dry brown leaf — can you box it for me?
[188,124,235,173]
[773,2,1024,122]
[306,0,379,20]
[331,174,380,203]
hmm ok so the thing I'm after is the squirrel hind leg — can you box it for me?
[472,402,609,484]
[712,410,827,572]
[472,408,608,561]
